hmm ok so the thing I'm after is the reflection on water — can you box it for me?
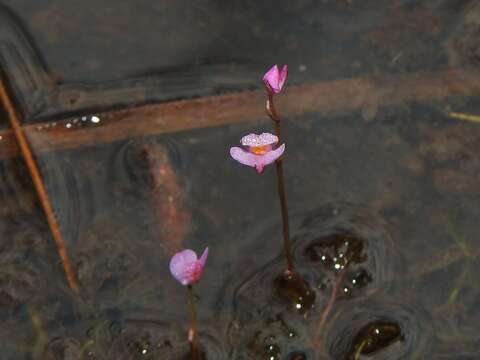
[0,1,480,360]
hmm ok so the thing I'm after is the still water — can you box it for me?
[1,1,480,359]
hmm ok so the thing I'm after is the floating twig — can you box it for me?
[0,78,79,293]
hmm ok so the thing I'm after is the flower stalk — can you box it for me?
[264,65,294,273]
[187,285,200,360]
[271,114,293,272]
[229,64,295,274]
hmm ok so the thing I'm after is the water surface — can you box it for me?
[1,1,480,359]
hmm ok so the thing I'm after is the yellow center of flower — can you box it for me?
[250,145,269,155]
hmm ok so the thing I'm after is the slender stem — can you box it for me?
[187,285,200,360]
[266,91,294,273]
[0,78,79,293]
[266,92,281,122]
[314,268,347,343]
[275,148,294,273]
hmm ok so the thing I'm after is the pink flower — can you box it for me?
[263,64,288,94]
[170,248,209,286]
[230,132,285,174]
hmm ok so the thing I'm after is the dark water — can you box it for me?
[1,1,480,359]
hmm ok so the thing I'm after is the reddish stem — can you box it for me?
[266,92,281,122]
[314,269,347,346]
[265,89,294,273]
[187,285,201,360]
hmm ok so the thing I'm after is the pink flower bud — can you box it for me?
[263,64,288,94]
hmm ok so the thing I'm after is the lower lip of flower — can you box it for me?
[184,262,203,284]
[250,145,269,155]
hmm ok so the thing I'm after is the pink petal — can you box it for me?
[278,65,288,91]
[169,249,198,284]
[241,133,278,147]
[263,65,280,93]
[199,247,209,267]
[183,262,203,285]
[255,163,265,174]
[256,143,285,168]
[230,147,257,168]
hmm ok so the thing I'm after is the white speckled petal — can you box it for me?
[240,133,278,147]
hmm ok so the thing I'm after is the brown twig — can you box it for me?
[0,78,79,293]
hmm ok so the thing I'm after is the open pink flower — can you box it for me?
[230,132,285,174]
[263,64,288,94]
[170,248,208,286]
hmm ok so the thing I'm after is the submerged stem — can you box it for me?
[266,92,294,273]
[187,285,201,360]
[314,268,347,344]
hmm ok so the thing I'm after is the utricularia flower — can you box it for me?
[230,132,285,174]
[263,64,288,94]
[170,248,209,286]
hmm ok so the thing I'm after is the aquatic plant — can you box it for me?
[262,64,294,273]
[230,64,295,272]
[170,247,209,359]
[230,65,317,316]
